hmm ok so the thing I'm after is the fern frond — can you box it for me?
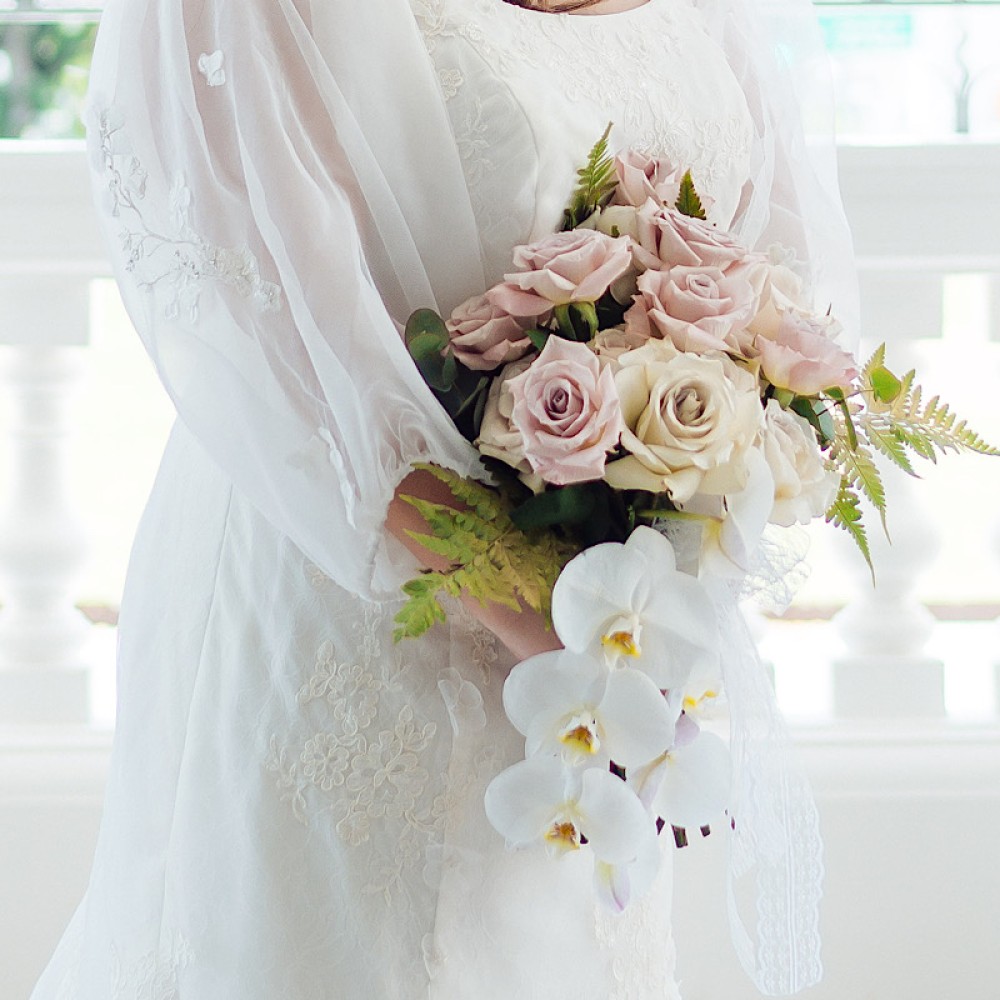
[857,376,1000,464]
[675,171,707,221]
[393,466,575,641]
[828,426,887,533]
[863,422,917,477]
[563,123,619,230]
[825,481,873,582]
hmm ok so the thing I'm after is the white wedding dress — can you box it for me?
[31,0,764,996]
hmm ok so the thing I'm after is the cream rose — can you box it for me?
[604,344,763,501]
[624,263,761,357]
[760,399,840,526]
[745,262,810,342]
[474,358,544,492]
[487,229,633,320]
[446,293,533,371]
[757,311,858,396]
[508,336,623,486]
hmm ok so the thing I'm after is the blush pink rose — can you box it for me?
[757,312,859,396]
[487,230,633,320]
[611,150,683,209]
[508,336,623,486]
[624,264,761,357]
[446,293,533,372]
[638,205,750,272]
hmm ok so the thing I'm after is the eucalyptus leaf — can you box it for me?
[405,308,449,348]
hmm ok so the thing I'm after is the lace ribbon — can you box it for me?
[711,580,824,996]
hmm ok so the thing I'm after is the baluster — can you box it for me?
[830,299,947,721]
[0,272,94,725]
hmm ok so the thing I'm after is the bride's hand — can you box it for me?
[386,468,564,662]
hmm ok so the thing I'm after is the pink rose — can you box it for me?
[624,264,761,357]
[487,230,633,320]
[611,150,683,209]
[508,336,623,486]
[757,312,858,396]
[638,205,750,272]
[446,294,533,372]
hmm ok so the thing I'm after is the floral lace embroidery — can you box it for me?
[94,106,282,323]
[412,0,753,236]
[265,606,495,904]
[110,935,193,1000]
[594,859,680,1000]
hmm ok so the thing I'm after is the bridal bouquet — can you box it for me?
[394,128,996,910]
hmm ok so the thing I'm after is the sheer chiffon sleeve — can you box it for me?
[86,0,487,599]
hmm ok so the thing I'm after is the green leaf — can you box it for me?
[526,327,551,352]
[510,485,598,531]
[870,365,903,404]
[825,386,858,451]
[790,396,835,445]
[675,170,707,221]
[405,308,449,349]
[554,302,599,342]
[562,123,619,231]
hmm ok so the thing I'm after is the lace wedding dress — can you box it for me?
[30,0,775,997]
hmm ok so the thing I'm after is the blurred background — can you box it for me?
[1,1,999,998]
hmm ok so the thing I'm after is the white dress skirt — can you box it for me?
[32,0,756,995]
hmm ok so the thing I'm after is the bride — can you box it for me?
[33,0,853,996]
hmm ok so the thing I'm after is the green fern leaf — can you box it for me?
[826,482,874,582]
[393,466,575,642]
[863,423,917,477]
[562,123,619,230]
[675,170,707,221]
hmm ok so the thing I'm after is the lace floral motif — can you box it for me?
[110,935,193,1000]
[265,605,495,904]
[413,0,754,232]
[594,880,681,1000]
[94,106,282,323]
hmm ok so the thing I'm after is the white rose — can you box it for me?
[760,398,840,526]
[746,262,811,343]
[474,359,544,493]
[604,344,763,501]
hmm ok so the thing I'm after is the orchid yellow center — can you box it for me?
[558,714,601,756]
[683,688,718,711]
[601,616,642,659]
[544,820,582,853]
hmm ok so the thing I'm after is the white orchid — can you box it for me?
[594,816,663,913]
[503,649,676,769]
[629,715,731,831]
[485,756,654,867]
[551,525,719,690]
[691,447,775,581]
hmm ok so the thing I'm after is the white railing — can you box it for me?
[2,140,999,727]
[1,140,1000,1000]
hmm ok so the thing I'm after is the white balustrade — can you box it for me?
[831,143,1000,720]
[0,141,998,726]
[0,143,107,725]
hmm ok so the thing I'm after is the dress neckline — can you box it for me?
[498,0,659,20]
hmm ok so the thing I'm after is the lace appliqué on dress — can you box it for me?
[594,852,681,1000]
[110,935,193,1000]
[94,106,282,323]
[265,606,495,904]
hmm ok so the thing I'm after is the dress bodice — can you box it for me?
[413,0,755,282]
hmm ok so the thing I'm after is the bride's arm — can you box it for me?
[386,469,563,661]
